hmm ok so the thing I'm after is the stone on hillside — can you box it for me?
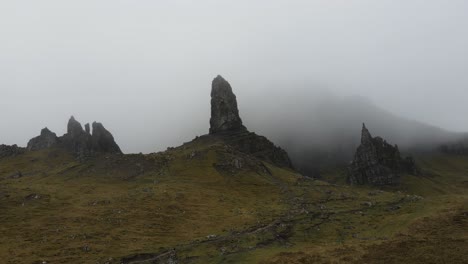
[209,75,246,134]
[0,144,25,159]
[27,127,58,151]
[347,123,419,186]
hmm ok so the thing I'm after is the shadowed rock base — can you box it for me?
[209,130,293,169]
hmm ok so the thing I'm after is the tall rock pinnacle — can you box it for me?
[204,75,292,168]
[209,75,246,134]
[67,116,85,137]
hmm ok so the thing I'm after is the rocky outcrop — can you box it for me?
[91,122,122,153]
[209,75,246,134]
[60,116,93,156]
[207,75,292,169]
[347,123,419,186]
[27,116,122,157]
[219,131,293,168]
[0,144,25,159]
[27,127,58,151]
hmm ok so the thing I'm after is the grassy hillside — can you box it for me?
[0,139,466,263]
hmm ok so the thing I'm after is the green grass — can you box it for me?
[0,143,466,263]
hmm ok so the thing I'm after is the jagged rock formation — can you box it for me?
[91,122,122,153]
[60,116,93,156]
[27,127,58,151]
[207,75,292,169]
[27,116,122,157]
[85,123,91,134]
[348,123,419,186]
[0,144,25,159]
[209,75,246,134]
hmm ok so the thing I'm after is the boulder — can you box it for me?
[347,123,419,186]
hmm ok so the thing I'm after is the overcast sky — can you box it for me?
[1,0,467,153]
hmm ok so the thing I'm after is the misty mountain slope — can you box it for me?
[244,93,464,174]
[0,137,466,263]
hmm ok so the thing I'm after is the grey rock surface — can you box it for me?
[91,122,122,154]
[206,75,293,169]
[439,136,468,155]
[220,131,293,169]
[348,123,419,186]
[61,116,92,156]
[0,144,25,159]
[209,75,246,134]
[27,127,58,151]
[26,116,122,157]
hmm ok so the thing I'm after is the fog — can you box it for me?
[1,1,468,157]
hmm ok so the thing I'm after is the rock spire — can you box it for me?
[347,123,419,186]
[26,116,122,156]
[209,75,246,134]
[206,75,293,168]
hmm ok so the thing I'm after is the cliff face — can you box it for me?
[348,124,419,186]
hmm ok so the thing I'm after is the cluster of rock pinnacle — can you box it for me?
[0,75,425,186]
[27,116,122,157]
